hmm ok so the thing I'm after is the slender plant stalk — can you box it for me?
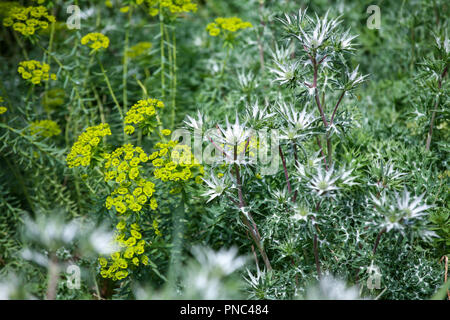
[97,57,126,141]
[256,0,265,71]
[13,31,28,60]
[46,254,59,300]
[219,46,231,80]
[159,5,166,102]
[123,8,132,119]
[330,90,346,125]
[233,145,272,271]
[291,141,299,202]
[372,227,387,255]
[43,19,56,119]
[316,136,328,170]
[164,24,174,127]
[171,29,177,128]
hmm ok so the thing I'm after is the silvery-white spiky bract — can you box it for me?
[245,100,276,124]
[345,65,368,89]
[339,28,358,51]
[276,101,315,131]
[269,43,294,65]
[184,110,204,131]
[269,60,299,86]
[301,164,357,197]
[370,188,433,233]
[202,173,234,203]
[295,10,341,51]
[216,115,250,146]
[237,69,258,92]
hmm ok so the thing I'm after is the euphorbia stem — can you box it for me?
[171,30,177,129]
[122,8,132,118]
[159,5,165,102]
[98,57,125,141]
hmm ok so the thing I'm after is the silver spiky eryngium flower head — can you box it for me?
[276,101,316,131]
[237,69,258,93]
[370,187,433,233]
[245,100,276,128]
[308,165,340,196]
[344,65,368,90]
[269,43,294,65]
[295,10,341,51]
[277,8,309,35]
[215,115,250,147]
[269,60,299,86]
[301,164,357,198]
[184,110,204,131]
[339,28,358,51]
[202,173,234,203]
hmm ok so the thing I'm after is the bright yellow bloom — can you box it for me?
[116,220,126,230]
[146,0,197,16]
[206,17,252,37]
[124,98,164,135]
[131,230,142,239]
[81,32,110,51]
[126,42,152,59]
[29,119,61,137]
[18,60,56,85]
[66,123,111,168]
[161,129,171,136]
[3,5,55,36]
[98,257,108,267]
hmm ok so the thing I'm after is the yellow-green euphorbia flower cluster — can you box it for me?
[81,32,110,51]
[67,96,204,282]
[124,98,164,135]
[0,97,6,115]
[29,119,61,137]
[206,17,252,37]
[104,144,158,214]
[126,41,152,59]
[18,60,57,85]
[66,123,112,168]
[3,5,55,36]
[151,140,204,184]
[99,222,149,280]
[146,0,197,16]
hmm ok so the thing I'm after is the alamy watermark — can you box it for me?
[66,5,81,30]
[367,5,381,30]
[366,262,382,290]
[66,264,81,290]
